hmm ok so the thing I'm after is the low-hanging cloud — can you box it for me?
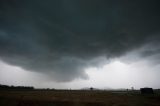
[0,0,160,82]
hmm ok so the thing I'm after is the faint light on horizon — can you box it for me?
[84,59,159,89]
[0,59,160,89]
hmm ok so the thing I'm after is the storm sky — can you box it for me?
[0,0,160,89]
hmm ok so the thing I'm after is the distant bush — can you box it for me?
[140,88,154,94]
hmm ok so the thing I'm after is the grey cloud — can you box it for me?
[0,0,160,81]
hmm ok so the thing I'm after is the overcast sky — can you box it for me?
[0,0,160,89]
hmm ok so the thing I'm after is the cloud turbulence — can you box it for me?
[0,0,160,82]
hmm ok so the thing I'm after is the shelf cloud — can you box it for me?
[0,0,160,82]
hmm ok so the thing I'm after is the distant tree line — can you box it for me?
[0,84,34,90]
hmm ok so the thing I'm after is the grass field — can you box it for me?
[0,90,160,106]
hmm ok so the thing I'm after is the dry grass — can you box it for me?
[0,90,160,106]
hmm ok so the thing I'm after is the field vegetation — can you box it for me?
[0,90,160,106]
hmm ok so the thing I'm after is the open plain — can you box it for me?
[0,90,160,106]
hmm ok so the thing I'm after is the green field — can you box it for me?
[0,90,160,106]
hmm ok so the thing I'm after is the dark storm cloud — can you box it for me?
[0,0,160,81]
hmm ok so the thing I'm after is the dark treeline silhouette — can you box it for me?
[0,84,34,90]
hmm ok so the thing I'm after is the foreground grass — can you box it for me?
[0,90,160,106]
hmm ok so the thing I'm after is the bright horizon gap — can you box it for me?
[0,58,159,89]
